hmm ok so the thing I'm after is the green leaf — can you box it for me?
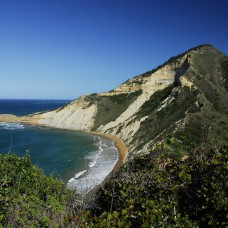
[100,212,107,219]
[107,213,112,220]
[112,211,119,218]
[179,170,185,178]
[122,209,127,215]
[147,200,155,208]
[22,168,26,174]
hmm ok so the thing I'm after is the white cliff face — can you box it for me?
[0,46,224,156]
[35,56,189,141]
[98,92,150,132]
[98,64,177,134]
[179,75,194,88]
[116,116,148,147]
[38,99,97,131]
[0,54,191,151]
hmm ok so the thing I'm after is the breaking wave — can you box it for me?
[0,122,25,130]
[67,135,118,194]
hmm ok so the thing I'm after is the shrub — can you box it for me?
[0,152,77,227]
[79,145,228,227]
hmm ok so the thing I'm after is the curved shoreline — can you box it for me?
[0,115,129,193]
[88,131,128,180]
[86,132,128,193]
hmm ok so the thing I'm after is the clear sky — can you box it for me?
[0,0,227,99]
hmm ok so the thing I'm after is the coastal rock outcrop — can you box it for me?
[1,44,228,154]
[37,98,97,130]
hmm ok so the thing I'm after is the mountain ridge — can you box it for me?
[1,44,227,226]
[1,44,227,155]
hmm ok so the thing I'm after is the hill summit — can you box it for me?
[1,44,228,154]
[29,45,228,153]
[0,44,227,227]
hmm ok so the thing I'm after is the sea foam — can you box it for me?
[0,122,24,130]
[67,135,118,194]
[74,170,87,178]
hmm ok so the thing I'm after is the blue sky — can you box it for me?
[0,0,227,99]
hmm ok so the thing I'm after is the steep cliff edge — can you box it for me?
[1,44,227,155]
[36,48,189,134]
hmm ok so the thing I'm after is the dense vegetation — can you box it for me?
[1,45,227,227]
[1,145,227,227]
[0,152,79,227]
[221,56,228,92]
[132,85,201,150]
[78,145,227,227]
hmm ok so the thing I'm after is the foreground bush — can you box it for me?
[0,145,227,227]
[0,152,76,227]
[77,145,227,227]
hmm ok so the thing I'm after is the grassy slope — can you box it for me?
[87,90,142,130]
[69,46,228,227]
[129,46,228,152]
[178,48,228,147]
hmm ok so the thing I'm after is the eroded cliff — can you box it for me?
[1,45,227,154]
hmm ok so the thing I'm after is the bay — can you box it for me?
[0,99,118,193]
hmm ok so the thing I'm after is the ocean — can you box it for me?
[0,99,118,193]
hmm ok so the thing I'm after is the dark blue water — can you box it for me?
[0,99,71,116]
[0,100,118,192]
[0,124,97,182]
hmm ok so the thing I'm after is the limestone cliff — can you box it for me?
[37,96,97,130]
[37,49,188,135]
[1,44,227,154]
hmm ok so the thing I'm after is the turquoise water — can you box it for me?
[0,100,118,193]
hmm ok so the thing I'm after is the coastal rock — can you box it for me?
[1,44,227,155]
[38,98,97,130]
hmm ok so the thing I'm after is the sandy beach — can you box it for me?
[90,132,128,170]
[86,131,128,194]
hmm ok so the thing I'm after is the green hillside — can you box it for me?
[0,152,81,227]
[1,44,228,227]
[87,145,227,227]
[1,145,226,227]
[127,45,228,153]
